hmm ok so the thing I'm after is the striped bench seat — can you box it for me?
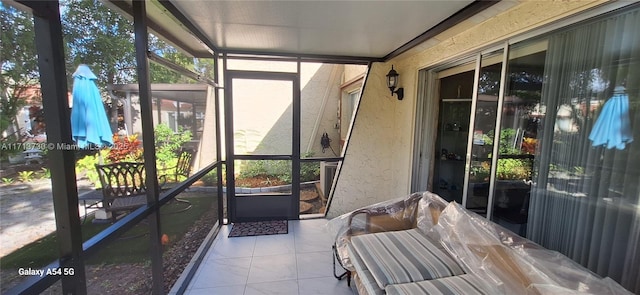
[385,274,490,295]
[348,244,385,295]
[350,228,465,290]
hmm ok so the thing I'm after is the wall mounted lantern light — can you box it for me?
[386,65,404,100]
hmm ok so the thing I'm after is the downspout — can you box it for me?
[306,64,339,154]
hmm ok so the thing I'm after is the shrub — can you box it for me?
[300,152,320,182]
[154,124,192,180]
[237,152,320,184]
[76,150,109,187]
[17,171,35,182]
[496,158,531,180]
[202,169,218,186]
[154,124,192,167]
[107,134,143,163]
[239,160,268,179]
[39,168,51,179]
[471,158,531,182]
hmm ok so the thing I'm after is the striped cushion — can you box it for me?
[351,229,465,289]
[385,274,490,295]
[348,245,385,295]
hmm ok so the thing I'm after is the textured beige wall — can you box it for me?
[343,65,368,83]
[228,62,344,158]
[300,63,342,157]
[330,62,398,214]
[327,0,607,218]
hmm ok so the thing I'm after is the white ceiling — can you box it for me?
[169,0,475,58]
[102,0,507,60]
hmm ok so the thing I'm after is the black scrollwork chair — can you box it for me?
[95,162,147,222]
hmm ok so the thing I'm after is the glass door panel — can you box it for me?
[466,51,504,215]
[232,78,292,155]
[226,72,299,222]
[433,68,474,203]
[234,159,292,195]
[491,41,547,235]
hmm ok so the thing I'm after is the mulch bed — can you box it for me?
[233,175,288,188]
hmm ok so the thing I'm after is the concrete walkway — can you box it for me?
[0,179,94,257]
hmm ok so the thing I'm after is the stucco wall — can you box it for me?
[343,65,368,84]
[230,63,343,158]
[327,0,606,218]
[300,63,342,157]
[328,62,397,215]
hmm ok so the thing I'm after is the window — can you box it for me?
[340,89,360,146]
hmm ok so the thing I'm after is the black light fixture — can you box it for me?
[386,65,404,100]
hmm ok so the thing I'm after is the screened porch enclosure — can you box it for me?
[4,0,640,294]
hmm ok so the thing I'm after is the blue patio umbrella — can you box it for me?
[71,64,113,148]
[589,86,634,150]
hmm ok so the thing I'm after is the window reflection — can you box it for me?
[466,52,503,216]
[491,42,547,235]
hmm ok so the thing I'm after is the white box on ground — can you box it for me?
[94,209,112,220]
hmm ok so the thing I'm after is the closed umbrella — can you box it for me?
[588,86,634,150]
[70,64,113,149]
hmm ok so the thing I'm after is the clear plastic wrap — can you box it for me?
[326,191,447,271]
[327,191,632,295]
[431,201,633,295]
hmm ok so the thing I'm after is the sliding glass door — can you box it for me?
[464,50,504,216]
[415,5,640,293]
[490,40,547,235]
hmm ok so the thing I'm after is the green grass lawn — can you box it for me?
[1,192,216,269]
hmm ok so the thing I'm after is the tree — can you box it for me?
[2,0,204,145]
[149,35,217,84]
[61,0,200,132]
[149,35,196,84]
[62,0,201,89]
[62,0,137,92]
[0,4,39,144]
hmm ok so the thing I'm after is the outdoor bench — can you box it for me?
[329,191,631,295]
[91,149,195,222]
[95,161,147,222]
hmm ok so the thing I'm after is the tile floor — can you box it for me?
[183,218,355,295]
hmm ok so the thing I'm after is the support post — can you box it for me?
[29,0,86,293]
[214,54,224,225]
[132,1,164,293]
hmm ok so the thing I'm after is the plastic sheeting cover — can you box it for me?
[327,191,632,295]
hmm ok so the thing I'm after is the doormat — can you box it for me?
[228,220,288,237]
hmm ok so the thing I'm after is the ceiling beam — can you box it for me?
[222,49,380,65]
[383,0,501,61]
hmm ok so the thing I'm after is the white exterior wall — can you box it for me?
[327,0,607,218]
